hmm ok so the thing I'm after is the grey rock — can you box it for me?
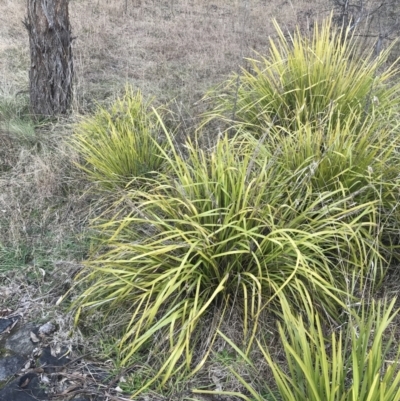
[0,322,101,401]
[4,323,37,357]
[0,318,18,334]
[38,322,55,336]
[0,373,48,401]
[0,354,26,380]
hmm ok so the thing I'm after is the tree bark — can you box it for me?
[24,0,73,117]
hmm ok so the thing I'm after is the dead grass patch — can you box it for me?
[69,0,329,110]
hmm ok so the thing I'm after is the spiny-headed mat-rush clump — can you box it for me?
[71,17,400,396]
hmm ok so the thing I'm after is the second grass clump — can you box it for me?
[72,87,165,190]
[203,16,400,137]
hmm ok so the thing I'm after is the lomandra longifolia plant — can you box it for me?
[210,298,400,401]
[203,16,400,137]
[73,125,387,394]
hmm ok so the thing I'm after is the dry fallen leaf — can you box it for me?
[51,343,61,357]
[20,377,30,388]
[0,308,12,317]
[40,374,51,385]
[30,331,40,343]
[59,385,81,395]
[33,347,42,357]
[24,360,34,370]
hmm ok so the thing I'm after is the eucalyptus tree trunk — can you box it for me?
[24,0,73,117]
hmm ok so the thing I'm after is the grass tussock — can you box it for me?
[202,17,400,136]
[203,298,400,401]
[72,87,167,190]
[73,127,397,394]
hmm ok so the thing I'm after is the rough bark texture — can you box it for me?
[24,0,73,117]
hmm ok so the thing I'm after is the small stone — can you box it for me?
[38,322,55,336]
[39,347,70,374]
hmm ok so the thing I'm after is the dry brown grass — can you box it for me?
[1,0,397,106]
[69,0,329,109]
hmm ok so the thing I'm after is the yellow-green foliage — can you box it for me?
[203,16,400,135]
[71,87,165,189]
[203,14,400,262]
[239,107,400,262]
[212,298,400,401]
[71,17,400,396]
[74,125,390,393]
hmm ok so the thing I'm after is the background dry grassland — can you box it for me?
[1,0,330,108]
[72,0,331,109]
[0,0,331,279]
